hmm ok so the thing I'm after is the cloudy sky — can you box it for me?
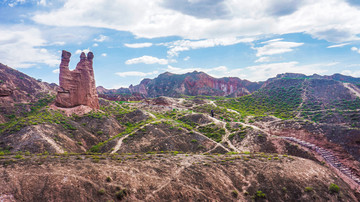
[1,0,360,88]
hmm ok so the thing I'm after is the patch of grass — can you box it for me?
[231,190,238,198]
[198,124,225,142]
[89,119,153,152]
[254,190,266,199]
[190,139,198,143]
[304,187,313,192]
[14,154,24,159]
[217,83,303,119]
[98,188,105,195]
[329,183,340,194]
[115,189,128,200]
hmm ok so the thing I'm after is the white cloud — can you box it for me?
[115,70,159,77]
[52,69,59,74]
[346,63,360,67]
[125,55,170,65]
[51,41,65,46]
[166,65,231,78]
[94,34,108,42]
[255,56,271,63]
[341,70,360,77]
[32,0,360,42]
[260,38,284,44]
[239,61,334,81]
[162,37,254,57]
[0,26,59,68]
[254,39,304,57]
[93,43,98,47]
[166,61,336,81]
[75,48,90,54]
[111,84,129,89]
[8,0,26,7]
[124,43,153,48]
[327,43,350,48]
[37,0,46,6]
[183,56,190,61]
[101,53,107,57]
[351,46,360,54]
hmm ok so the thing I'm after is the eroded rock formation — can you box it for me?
[55,50,99,109]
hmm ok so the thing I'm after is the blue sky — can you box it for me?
[1,0,360,89]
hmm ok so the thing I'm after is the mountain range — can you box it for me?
[97,70,360,100]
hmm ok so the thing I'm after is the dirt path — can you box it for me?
[296,79,309,117]
[35,126,64,153]
[144,156,197,200]
[343,83,360,98]
[203,115,239,153]
[221,123,240,153]
[111,120,161,154]
[206,105,278,139]
[209,100,217,107]
[294,108,360,113]
[282,136,360,189]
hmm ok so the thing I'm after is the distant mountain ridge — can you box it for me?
[97,71,360,99]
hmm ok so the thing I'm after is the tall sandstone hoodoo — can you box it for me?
[55,50,99,109]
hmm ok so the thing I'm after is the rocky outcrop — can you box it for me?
[55,50,99,109]
[139,71,263,97]
[0,85,12,97]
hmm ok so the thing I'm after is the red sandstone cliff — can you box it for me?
[55,50,99,109]
[123,71,263,98]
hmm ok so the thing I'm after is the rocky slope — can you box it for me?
[0,63,56,123]
[0,153,358,202]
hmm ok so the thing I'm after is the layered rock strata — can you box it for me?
[55,50,99,109]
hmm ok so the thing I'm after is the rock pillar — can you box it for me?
[55,50,99,109]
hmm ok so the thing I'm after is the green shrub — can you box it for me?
[98,188,105,195]
[304,187,313,192]
[14,154,23,159]
[231,190,238,198]
[329,183,340,194]
[115,189,128,200]
[106,176,112,182]
[255,190,266,198]
[191,139,198,143]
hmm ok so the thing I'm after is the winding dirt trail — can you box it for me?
[296,79,309,117]
[111,120,162,154]
[221,123,241,153]
[144,156,198,201]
